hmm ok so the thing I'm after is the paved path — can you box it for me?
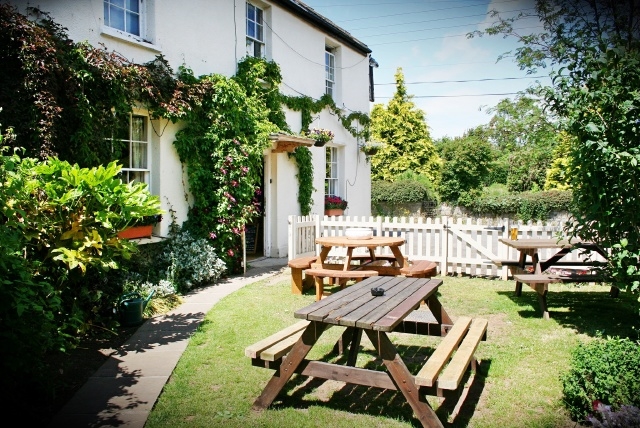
[48,257,289,428]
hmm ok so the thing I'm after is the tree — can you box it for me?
[477,0,640,292]
[369,68,441,182]
[435,131,492,204]
[483,96,558,191]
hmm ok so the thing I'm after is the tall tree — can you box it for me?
[369,68,441,182]
[477,0,640,292]
[435,130,493,204]
[483,96,558,191]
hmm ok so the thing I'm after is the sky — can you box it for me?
[302,0,549,139]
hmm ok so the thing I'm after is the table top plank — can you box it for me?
[316,236,405,248]
[374,279,442,330]
[294,277,384,321]
[295,276,442,332]
[320,276,408,326]
[334,277,416,327]
[353,279,426,330]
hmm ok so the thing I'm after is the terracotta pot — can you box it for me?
[117,225,153,239]
[324,209,344,217]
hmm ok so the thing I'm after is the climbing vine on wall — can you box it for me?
[0,4,372,272]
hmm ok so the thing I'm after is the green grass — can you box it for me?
[145,274,639,428]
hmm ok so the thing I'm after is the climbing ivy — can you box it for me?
[0,4,371,272]
[289,147,314,215]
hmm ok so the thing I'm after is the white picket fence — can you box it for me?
[288,215,604,280]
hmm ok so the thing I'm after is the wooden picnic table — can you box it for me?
[498,237,615,319]
[314,235,406,276]
[249,276,487,427]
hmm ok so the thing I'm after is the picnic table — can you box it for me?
[314,235,407,274]
[497,237,616,319]
[247,276,488,427]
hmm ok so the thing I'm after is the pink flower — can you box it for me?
[227,249,234,257]
[220,167,227,175]
[231,180,238,187]
[209,232,217,239]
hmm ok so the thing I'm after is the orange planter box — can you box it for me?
[117,225,153,239]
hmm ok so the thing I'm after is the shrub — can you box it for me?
[561,337,640,422]
[160,230,227,292]
[371,179,431,204]
[462,189,573,221]
[0,146,162,398]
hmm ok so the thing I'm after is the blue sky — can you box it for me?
[303,0,549,139]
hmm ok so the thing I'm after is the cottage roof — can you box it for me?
[271,0,371,55]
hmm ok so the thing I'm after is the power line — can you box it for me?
[351,8,534,34]
[375,92,522,99]
[314,0,523,23]
[370,24,543,46]
[375,76,547,86]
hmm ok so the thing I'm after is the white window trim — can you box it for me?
[326,146,339,197]
[101,0,160,52]
[112,112,152,187]
[246,2,265,58]
[101,25,161,52]
[325,49,335,97]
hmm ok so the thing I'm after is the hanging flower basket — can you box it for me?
[360,141,384,156]
[307,128,334,147]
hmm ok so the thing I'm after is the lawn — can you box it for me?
[145,273,638,428]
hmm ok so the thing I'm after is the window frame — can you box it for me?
[325,48,335,97]
[325,147,338,197]
[112,113,151,186]
[246,2,265,58]
[104,0,142,37]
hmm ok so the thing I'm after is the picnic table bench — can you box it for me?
[246,277,488,427]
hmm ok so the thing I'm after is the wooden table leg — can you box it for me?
[390,245,406,268]
[425,295,453,335]
[252,321,326,411]
[346,328,363,367]
[515,250,528,296]
[365,330,444,428]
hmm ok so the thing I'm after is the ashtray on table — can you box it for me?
[345,227,373,240]
[371,287,384,296]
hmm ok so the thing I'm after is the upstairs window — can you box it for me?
[325,48,335,97]
[325,147,338,197]
[246,3,265,58]
[104,0,140,36]
[112,114,150,185]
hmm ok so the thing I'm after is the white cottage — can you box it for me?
[8,0,374,259]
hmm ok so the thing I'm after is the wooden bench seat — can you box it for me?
[305,268,379,301]
[245,320,310,368]
[415,317,487,389]
[287,256,317,295]
[400,260,438,278]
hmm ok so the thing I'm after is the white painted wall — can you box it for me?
[8,0,372,257]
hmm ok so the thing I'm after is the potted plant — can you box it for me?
[324,195,348,216]
[118,214,163,239]
[360,141,384,157]
[308,128,334,147]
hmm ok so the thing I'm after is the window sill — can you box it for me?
[101,26,161,53]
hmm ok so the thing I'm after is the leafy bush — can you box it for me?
[561,337,640,422]
[0,145,162,398]
[371,179,431,204]
[160,230,227,292]
[462,189,573,221]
